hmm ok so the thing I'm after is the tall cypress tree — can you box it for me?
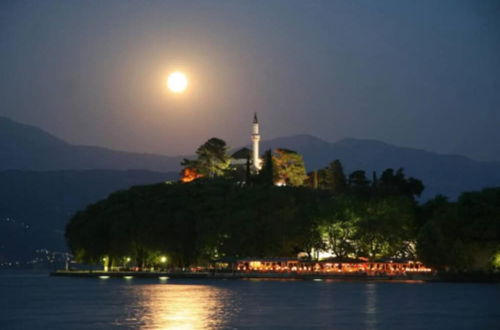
[372,171,378,187]
[325,159,347,194]
[313,170,319,189]
[245,155,251,185]
[256,149,274,186]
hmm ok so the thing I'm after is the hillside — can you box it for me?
[0,117,183,172]
[2,116,500,200]
[259,134,500,200]
[0,170,177,264]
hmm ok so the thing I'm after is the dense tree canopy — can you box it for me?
[66,180,328,268]
[65,138,500,274]
[417,188,500,272]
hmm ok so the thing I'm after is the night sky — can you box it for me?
[1,0,499,160]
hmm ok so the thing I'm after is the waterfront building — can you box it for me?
[214,257,432,276]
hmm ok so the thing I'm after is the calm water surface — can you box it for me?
[0,271,499,329]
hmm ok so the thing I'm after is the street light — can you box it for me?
[123,257,131,270]
[102,256,108,272]
[160,256,167,271]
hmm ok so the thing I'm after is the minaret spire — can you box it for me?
[251,113,261,171]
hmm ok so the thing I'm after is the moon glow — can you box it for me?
[167,72,188,93]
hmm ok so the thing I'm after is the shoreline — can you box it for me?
[50,270,435,281]
[50,270,500,283]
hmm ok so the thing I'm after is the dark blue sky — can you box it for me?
[1,0,499,160]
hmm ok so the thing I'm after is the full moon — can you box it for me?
[167,72,188,93]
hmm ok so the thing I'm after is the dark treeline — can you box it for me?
[67,179,326,269]
[65,171,500,272]
[65,138,500,273]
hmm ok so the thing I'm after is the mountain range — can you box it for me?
[2,116,500,200]
[1,116,499,264]
[258,135,500,200]
[0,117,183,172]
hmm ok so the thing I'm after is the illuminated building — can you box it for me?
[231,113,263,176]
[251,113,262,172]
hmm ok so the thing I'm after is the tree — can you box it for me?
[255,149,274,186]
[348,170,370,197]
[181,138,231,179]
[417,188,500,272]
[272,149,308,186]
[319,196,360,258]
[312,170,319,189]
[377,168,424,200]
[355,197,417,259]
[324,160,347,193]
[348,170,370,188]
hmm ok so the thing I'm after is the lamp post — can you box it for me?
[102,257,108,272]
[160,256,167,271]
[123,257,131,270]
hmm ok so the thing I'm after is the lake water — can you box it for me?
[1,272,499,329]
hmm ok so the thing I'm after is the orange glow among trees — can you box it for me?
[180,168,203,183]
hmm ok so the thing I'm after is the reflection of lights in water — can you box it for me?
[124,276,133,280]
[99,276,110,279]
[158,276,169,281]
[365,283,377,330]
[125,284,234,329]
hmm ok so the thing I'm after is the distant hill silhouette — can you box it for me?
[0,116,184,172]
[259,134,500,200]
[0,169,177,264]
[2,116,500,200]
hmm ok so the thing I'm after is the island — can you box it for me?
[56,116,500,282]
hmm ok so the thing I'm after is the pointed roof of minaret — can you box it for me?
[253,112,258,124]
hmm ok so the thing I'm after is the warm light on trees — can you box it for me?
[272,148,308,186]
[180,167,203,183]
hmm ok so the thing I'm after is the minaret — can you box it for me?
[251,113,262,171]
